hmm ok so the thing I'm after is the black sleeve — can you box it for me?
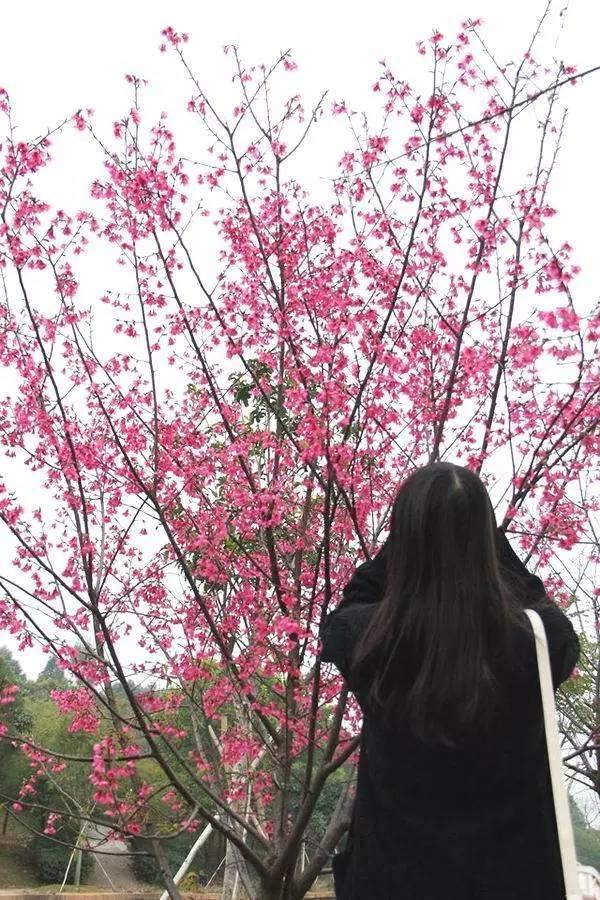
[496,529,581,686]
[320,603,377,682]
[559,635,581,687]
[496,527,548,605]
[336,537,389,612]
[530,601,581,690]
[320,610,355,679]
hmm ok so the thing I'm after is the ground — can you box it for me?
[86,828,147,890]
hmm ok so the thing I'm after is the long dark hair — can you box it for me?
[351,462,532,748]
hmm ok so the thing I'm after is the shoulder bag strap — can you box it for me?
[524,608,582,900]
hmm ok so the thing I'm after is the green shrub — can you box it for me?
[575,825,600,870]
[29,824,93,885]
[128,833,201,884]
[127,836,158,882]
[180,871,200,890]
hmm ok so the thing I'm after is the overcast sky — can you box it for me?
[1,0,598,301]
[1,0,599,236]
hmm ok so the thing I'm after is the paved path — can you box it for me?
[87,827,145,890]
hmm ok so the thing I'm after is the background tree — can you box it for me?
[0,648,31,834]
[571,795,600,870]
[559,558,600,803]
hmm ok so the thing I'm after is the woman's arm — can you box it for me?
[532,601,581,689]
[335,537,389,612]
[320,540,389,671]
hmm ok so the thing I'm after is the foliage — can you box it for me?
[571,796,600,870]
[559,627,600,796]
[575,827,600,870]
[29,824,94,885]
[127,832,204,885]
[30,657,70,697]
[0,649,33,824]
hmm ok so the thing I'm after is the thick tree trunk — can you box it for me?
[259,883,283,900]
[259,860,300,900]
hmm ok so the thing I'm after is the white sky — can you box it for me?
[0,0,599,820]
[1,0,599,243]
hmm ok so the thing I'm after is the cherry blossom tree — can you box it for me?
[0,10,598,899]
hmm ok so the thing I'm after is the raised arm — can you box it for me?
[336,537,389,612]
[320,539,389,671]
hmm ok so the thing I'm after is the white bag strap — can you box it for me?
[525,608,582,900]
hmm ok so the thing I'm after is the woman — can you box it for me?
[321,462,581,900]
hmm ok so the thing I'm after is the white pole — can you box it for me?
[205,855,225,887]
[158,819,215,900]
[58,845,77,893]
[73,822,87,888]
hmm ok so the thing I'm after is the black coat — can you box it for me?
[320,530,581,900]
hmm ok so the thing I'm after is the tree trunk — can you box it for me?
[220,839,237,899]
[221,834,255,899]
[259,860,301,900]
[151,838,184,900]
[291,772,356,899]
